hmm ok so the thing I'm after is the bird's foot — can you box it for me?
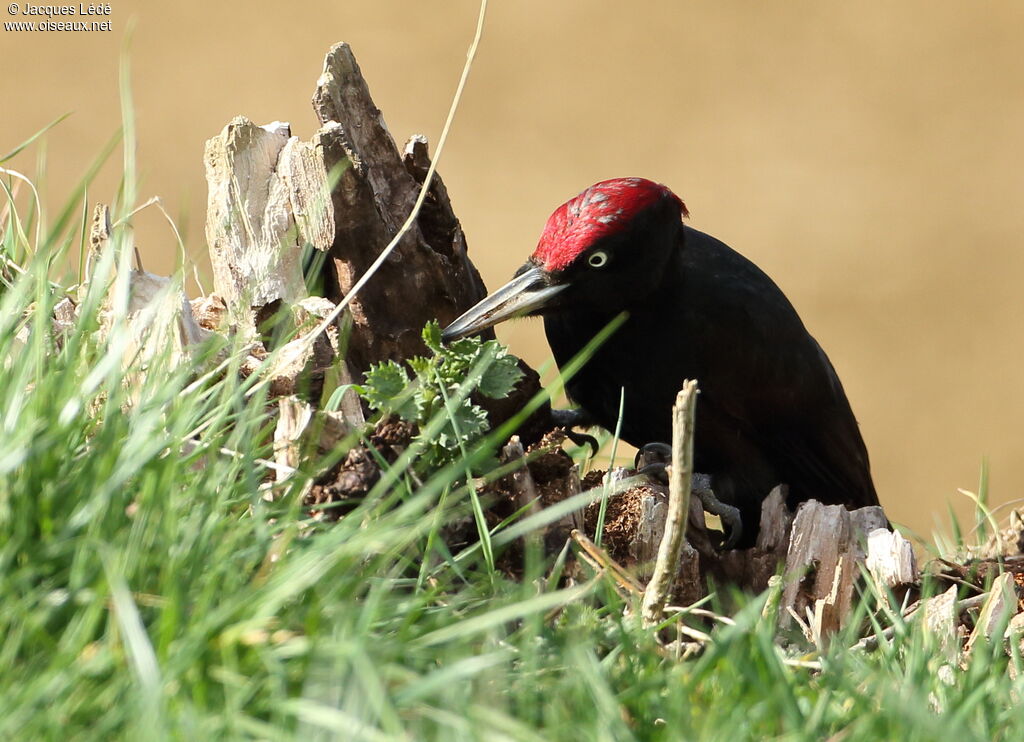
[633,443,744,550]
[692,474,743,550]
[550,408,600,457]
[634,442,672,484]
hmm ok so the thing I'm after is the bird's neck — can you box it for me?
[542,307,624,370]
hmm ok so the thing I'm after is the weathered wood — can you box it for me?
[560,464,585,535]
[603,467,632,490]
[278,138,334,252]
[850,506,889,536]
[866,527,917,589]
[92,201,210,369]
[243,308,338,402]
[965,572,1018,655]
[274,394,361,488]
[780,501,855,632]
[51,296,77,349]
[313,44,419,235]
[517,432,586,550]
[672,538,703,608]
[274,396,314,484]
[922,586,961,657]
[189,294,227,331]
[202,115,376,404]
[204,118,317,336]
[126,269,208,349]
[701,488,793,595]
[814,553,854,642]
[756,487,794,552]
[89,202,111,256]
[502,436,542,547]
[630,489,667,574]
[1004,612,1024,657]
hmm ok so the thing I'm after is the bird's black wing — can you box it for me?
[673,227,878,509]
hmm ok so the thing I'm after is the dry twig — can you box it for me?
[641,380,697,627]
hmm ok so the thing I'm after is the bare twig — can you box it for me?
[571,529,643,596]
[502,436,541,516]
[641,380,698,627]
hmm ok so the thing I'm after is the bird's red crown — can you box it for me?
[531,177,688,272]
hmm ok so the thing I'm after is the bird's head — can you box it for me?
[442,177,688,341]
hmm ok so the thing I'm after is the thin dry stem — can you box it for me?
[641,380,697,627]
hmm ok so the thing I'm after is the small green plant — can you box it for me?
[352,320,523,471]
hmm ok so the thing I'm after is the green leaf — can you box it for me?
[408,355,434,381]
[422,320,443,353]
[447,338,482,359]
[438,403,488,449]
[363,361,410,411]
[355,322,526,477]
[477,346,524,399]
[394,386,424,422]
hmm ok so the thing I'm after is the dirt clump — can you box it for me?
[305,417,415,518]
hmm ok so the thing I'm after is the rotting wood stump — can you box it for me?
[202,42,546,434]
[196,41,554,516]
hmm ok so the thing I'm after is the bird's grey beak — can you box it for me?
[442,266,567,342]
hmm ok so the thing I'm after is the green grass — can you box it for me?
[3,113,1024,742]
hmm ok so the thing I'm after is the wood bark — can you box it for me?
[311,42,490,372]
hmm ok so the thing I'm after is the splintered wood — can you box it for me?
[48,40,550,513]
[551,379,920,637]
[204,119,330,333]
[79,204,212,372]
[201,116,344,400]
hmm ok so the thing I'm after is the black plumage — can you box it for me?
[443,178,878,546]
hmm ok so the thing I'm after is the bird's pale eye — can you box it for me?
[588,250,609,268]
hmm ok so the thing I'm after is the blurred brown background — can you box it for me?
[3,1,1022,541]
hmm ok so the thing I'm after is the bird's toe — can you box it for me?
[635,442,672,468]
[692,483,743,550]
[565,430,600,458]
[635,442,673,485]
[550,407,600,457]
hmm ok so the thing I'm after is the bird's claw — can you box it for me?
[551,408,599,457]
[565,430,600,458]
[635,442,672,485]
[634,444,744,550]
[692,473,743,550]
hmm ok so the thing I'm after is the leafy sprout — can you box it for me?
[352,320,523,472]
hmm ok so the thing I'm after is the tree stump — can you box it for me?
[200,42,545,438]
